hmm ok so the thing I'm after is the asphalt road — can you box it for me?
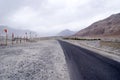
[58,40,120,80]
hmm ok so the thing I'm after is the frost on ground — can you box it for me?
[0,40,70,80]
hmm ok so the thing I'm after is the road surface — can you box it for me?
[59,40,120,80]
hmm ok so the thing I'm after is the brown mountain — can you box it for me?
[75,13,120,37]
[57,29,76,36]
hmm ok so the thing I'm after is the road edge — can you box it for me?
[62,40,120,63]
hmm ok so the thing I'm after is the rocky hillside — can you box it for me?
[75,13,120,37]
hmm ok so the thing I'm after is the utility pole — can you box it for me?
[25,32,27,42]
[12,33,14,45]
[4,29,8,46]
[29,32,31,40]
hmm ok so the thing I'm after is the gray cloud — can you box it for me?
[0,0,120,36]
[0,0,25,22]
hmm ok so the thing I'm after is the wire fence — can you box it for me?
[0,28,39,46]
[0,34,38,46]
[0,35,5,45]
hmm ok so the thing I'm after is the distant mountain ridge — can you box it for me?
[0,25,37,37]
[57,29,76,36]
[75,13,120,37]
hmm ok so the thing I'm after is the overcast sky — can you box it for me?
[0,0,120,36]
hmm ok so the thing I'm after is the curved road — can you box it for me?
[59,40,120,80]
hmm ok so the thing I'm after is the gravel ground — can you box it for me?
[0,40,70,80]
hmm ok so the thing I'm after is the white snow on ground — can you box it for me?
[64,40,120,62]
[0,40,70,80]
